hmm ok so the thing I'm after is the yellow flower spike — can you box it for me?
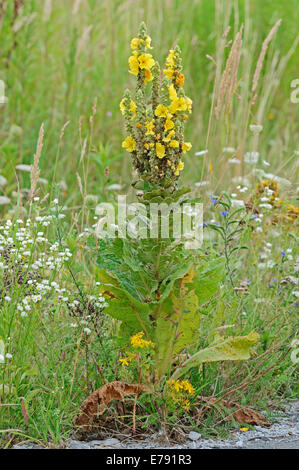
[169,140,179,148]
[122,136,136,152]
[182,142,192,153]
[155,104,168,118]
[168,84,178,101]
[128,53,139,75]
[156,142,166,159]
[145,120,155,135]
[138,53,155,70]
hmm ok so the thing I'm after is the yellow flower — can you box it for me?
[120,99,137,119]
[144,68,153,82]
[166,49,175,67]
[138,53,155,70]
[155,104,168,118]
[181,380,194,394]
[119,98,126,115]
[169,139,179,148]
[129,52,139,75]
[168,84,177,101]
[240,427,249,432]
[182,142,192,153]
[130,331,154,348]
[119,358,129,366]
[169,97,187,114]
[164,117,174,132]
[145,120,155,135]
[163,130,175,142]
[156,142,166,159]
[130,37,139,50]
[186,96,192,113]
[122,136,136,152]
[176,73,185,88]
[164,68,174,79]
[145,35,152,49]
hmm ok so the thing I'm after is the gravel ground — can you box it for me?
[13,401,299,450]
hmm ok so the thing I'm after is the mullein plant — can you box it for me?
[95,23,258,392]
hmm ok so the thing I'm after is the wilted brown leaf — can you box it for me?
[74,381,148,430]
[200,397,270,426]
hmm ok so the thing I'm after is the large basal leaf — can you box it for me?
[154,283,200,379]
[98,269,152,338]
[191,258,225,305]
[170,331,259,380]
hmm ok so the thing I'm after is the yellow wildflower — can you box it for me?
[145,120,155,135]
[138,53,155,70]
[130,331,154,348]
[163,130,175,142]
[155,104,168,118]
[156,142,166,159]
[144,68,153,82]
[119,357,129,366]
[169,140,179,148]
[182,142,192,153]
[164,68,174,79]
[129,52,139,75]
[168,84,177,101]
[130,37,139,50]
[169,97,187,114]
[166,49,175,67]
[145,35,152,49]
[176,73,185,88]
[122,136,136,152]
[186,96,192,113]
[164,117,174,132]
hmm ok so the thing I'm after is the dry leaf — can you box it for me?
[74,381,148,430]
[200,397,270,426]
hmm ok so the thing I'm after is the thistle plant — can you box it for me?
[120,22,192,190]
[95,24,259,392]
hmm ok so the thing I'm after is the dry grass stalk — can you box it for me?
[215,25,243,119]
[29,123,44,202]
[251,19,282,98]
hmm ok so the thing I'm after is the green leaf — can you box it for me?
[191,258,225,305]
[154,287,200,378]
[98,269,152,338]
[170,331,259,380]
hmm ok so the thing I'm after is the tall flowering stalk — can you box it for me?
[121,22,192,190]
